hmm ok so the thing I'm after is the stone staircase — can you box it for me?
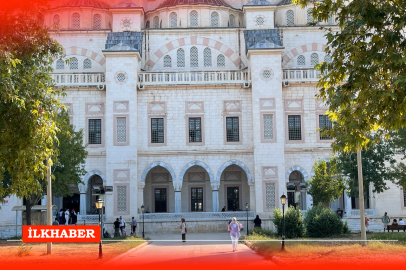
[343,218,384,232]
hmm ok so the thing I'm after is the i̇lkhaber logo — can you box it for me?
[22,226,101,243]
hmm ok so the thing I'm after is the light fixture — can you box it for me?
[280,194,287,206]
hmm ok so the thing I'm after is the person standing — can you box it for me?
[382,212,390,231]
[365,214,370,228]
[119,216,126,236]
[228,217,241,252]
[180,218,187,242]
[254,215,262,228]
[113,218,121,237]
[52,218,59,225]
[131,217,137,236]
[64,208,70,225]
[221,206,226,212]
[71,209,77,225]
[58,209,64,225]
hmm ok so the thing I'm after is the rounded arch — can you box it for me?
[145,36,245,70]
[281,42,328,65]
[79,170,106,193]
[63,46,106,68]
[140,161,177,183]
[178,161,214,184]
[285,166,309,182]
[216,160,253,182]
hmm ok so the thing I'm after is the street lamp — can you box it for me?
[280,194,287,251]
[95,199,103,259]
[141,205,145,239]
[245,203,249,235]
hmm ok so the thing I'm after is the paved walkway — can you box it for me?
[109,233,277,267]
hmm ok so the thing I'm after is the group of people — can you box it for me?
[113,216,137,237]
[52,208,77,225]
[381,212,405,228]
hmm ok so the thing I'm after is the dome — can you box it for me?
[111,1,141,8]
[156,0,231,9]
[59,0,110,9]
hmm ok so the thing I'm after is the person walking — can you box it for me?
[253,215,262,228]
[365,214,370,228]
[228,217,241,252]
[64,208,70,225]
[114,218,121,237]
[382,212,390,231]
[58,209,64,225]
[131,217,137,236]
[180,218,187,242]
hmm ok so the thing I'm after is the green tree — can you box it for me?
[293,0,406,152]
[272,206,305,238]
[307,159,346,206]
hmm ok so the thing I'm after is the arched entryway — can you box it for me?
[180,165,212,212]
[87,175,103,214]
[287,170,307,210]
[143,166,175,213]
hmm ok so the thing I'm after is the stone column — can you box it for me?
[174,182,182,213]
[79,184,87,216]
[137,183,145,213]
[344,191,352,217]
[211,182,220,212]
[249,182,256,212]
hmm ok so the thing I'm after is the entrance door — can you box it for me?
[191,188,203,212]
[287,191,296,208]
[227,187,239,211]
[155,188,167,212]
[63,193,80,212]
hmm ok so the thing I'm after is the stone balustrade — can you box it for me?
[52,73,106,87]
[282,68,322,83]
[138,211,256,222]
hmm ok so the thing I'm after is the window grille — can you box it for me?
[189,118,202,143]
[211,12,219,27]
[117,73,125,82]
[151,118,164,143]
[286,10,294,26]
[217,54,225,67]
[153,16,159,28]
[116,117,126,143]
[70,57,78,69]
[226,117,239,142]
[123,19,131,28]
[170,12,177,27]
[256,16,264,25]
[262,70,271,79]
[265,183,276,209]
[177,49,185,67]
[53,15,60,29]
[319,115,332,140]
[204,48,211,67]
[263,114,273,140]
[190,47,198,68]
[145,21,150,28]
[117,186,127,212]
[307,9,313,23]
[72,13,80,29]
[56,59,64,70]
[324,55,332,64]
[311,53,319,66]
[93,14,102,30]
[229,14,235,27]
[164,55,172,67]
[288,115,301,140]
[191,188,203,211]
[83,59,92,69]
[297,55,306,66]
[190,11,198,27]
[89,119,101,144]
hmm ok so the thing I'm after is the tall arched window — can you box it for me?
[145,21,150,28]
[307,9,313,23]
[229,14,235,27]
[217,54,225,67]
[324,55,332,64]
[311,53,319,66]
[163,55,172,68]
[72,13,80,29]
[190,47,198,67]
[177,49,185,67]
[56,59,64,70]
[297,55,305,66]
[93,14,102,30]
[83,59,92,69]
[204,48,211,67]
[190,11,198,27]
[53,15,60,29]
[70,57,78,69]
[170,12,177,28]
[286,10,294,26]
[153,16,159,28]
[211,12,219,27]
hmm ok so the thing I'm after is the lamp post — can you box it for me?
[141,205,145,239]
[95,199,103,259]
[245,202,249,235]
[280,194,287,251]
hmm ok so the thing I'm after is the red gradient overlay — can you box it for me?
[22,226,101,243]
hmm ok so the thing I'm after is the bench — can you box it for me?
[384,225,406,232]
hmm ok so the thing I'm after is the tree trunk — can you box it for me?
[25,197,32,225]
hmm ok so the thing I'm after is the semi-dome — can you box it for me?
[156,0,231,9]
[59,0,110,9]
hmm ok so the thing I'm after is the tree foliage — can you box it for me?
[307,159,346,206]
[293,0,406,152]
[272,206,305,238]
[304,206,348,237]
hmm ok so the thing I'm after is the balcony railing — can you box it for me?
[282,68,322,83]
[138,211,255,222]
[138,70,251,87]
[52,73,106,87]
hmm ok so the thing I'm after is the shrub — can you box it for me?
[17,242,32,257]
[304,206,346,237]
[272,206,304,238]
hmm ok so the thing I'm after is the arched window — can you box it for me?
[217,54,225,67]
[190,11,198,27]
[297,55,305,66]
[311,53,319,66]
[229,14,235,27]
[170,12,177,28]
[286,10,294,26]
[190,47,198,67]
[56,59,64,70]
[288,170,306,210]
[307,9,313,23]
[256,16,264,25]
[153,16,159,28]
[83,59,92,69]
[72,13,80,29]
[163,55,172,68]
[93,14,102,30]
[145,21,150,28]
[204,48,211,67]
[211,12,219,27]
[324,55,332,64]
[53,15,60,29]
[177,49,185,68]
[70,57,78,69]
